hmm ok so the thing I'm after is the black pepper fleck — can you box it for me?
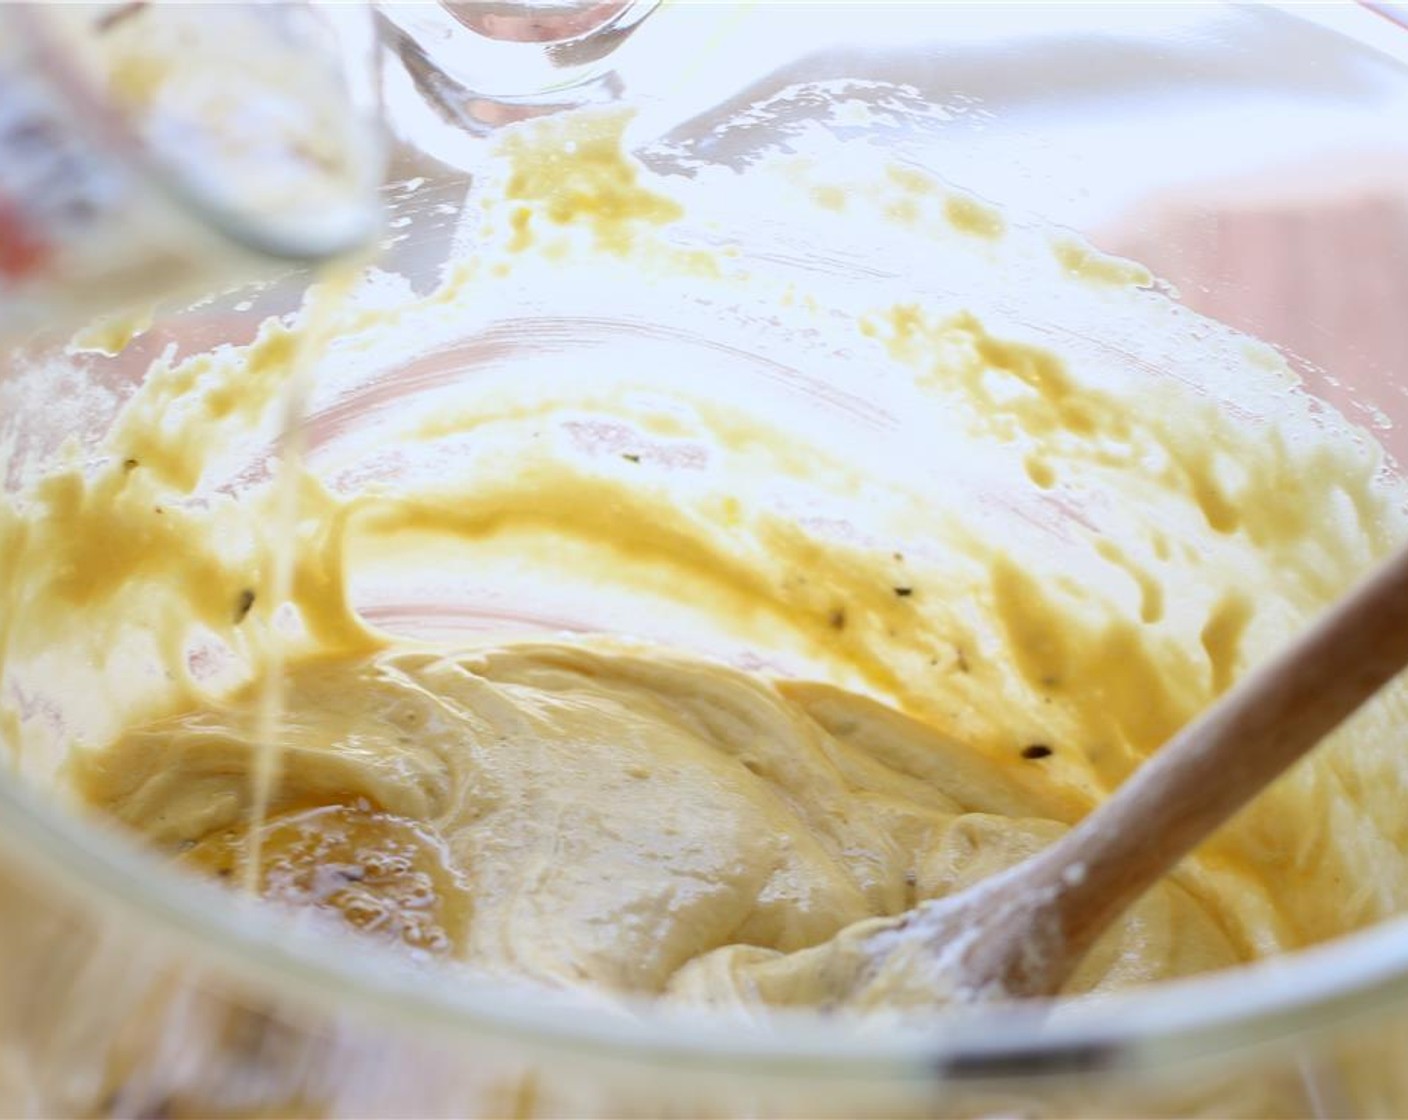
[1022,744,1053,760]
[893,586,913,597]
[234,588,256,623]
[96,1,148,33]
[122,458,139,471]
[621,453,641,464]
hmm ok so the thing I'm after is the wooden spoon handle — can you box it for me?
[1040,541,1408,962]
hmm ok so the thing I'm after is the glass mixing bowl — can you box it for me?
[6,3,1408,1115]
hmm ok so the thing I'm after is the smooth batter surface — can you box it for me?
[73,642,1240,1007]
[6,113,1408,1027]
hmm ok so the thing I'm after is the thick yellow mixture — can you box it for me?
[4,114,1408,1035]
[75,643,1239,1008]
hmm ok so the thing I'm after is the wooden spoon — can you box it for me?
[751,543,1408,1007]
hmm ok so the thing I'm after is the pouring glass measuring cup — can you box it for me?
[0,1,384,342]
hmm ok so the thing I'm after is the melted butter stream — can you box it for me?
[242,267,363,897]
[4,112,1408,1030]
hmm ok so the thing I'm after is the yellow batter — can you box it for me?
[5,112,1408,1035]
[72,642,1240,1007]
